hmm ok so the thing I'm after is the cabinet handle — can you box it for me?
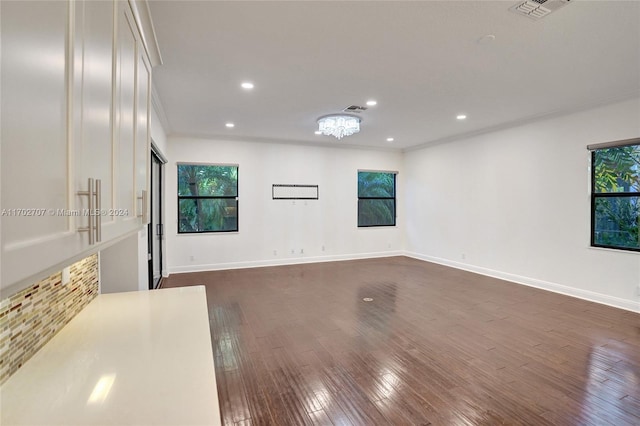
[95,179,102,243]
[137,190,147,222]
[77,178,95,245]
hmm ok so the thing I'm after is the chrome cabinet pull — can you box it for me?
[95,179,102,243]
[137,190,147,222]
[77,178,95,245]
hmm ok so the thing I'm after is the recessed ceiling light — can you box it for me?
[478,34,496,45]
[456,115,467,120]
[225,122,235,128]
[241,82,254,90]
[366,100,377,106]
[386,137,394,142]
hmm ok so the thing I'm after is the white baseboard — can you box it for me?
[168,250,405,275]
[404,251,640,314]
[167,250,639,313]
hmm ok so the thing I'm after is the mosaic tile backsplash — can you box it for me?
[0,254,99,385]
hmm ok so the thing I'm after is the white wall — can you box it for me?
[101,233,140,293]
[150,104,168,156]
[166,137,404,273]
[405,98,640,312]
[129,103,169,291]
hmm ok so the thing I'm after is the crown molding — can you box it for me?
[128,0,163,67]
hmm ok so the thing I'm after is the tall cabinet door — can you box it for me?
[1,0,81,287]
[135,48,151,224]
[113,3,138,234]
[73,0,116,244]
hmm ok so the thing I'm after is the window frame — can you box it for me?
[357,170,397,228]
[177,163,239,234]
[589,139,640,252]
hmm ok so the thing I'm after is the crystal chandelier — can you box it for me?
[317,114,361,140]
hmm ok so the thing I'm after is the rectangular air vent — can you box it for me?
[272,184,319,200]
[510,0,570,20]
[343,105,368,113]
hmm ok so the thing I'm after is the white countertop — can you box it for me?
[1,286,221,426]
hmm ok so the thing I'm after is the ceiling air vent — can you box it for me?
[509,0,571,21]
[343,105,368,113]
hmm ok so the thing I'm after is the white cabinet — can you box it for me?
[73,0,116,243]
[1,0,83,288]
[1,0,157,292]
[114,4,141,234]
[136,42,152,224]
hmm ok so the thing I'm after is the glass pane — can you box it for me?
[358,172,395,198]
[593,145,640,193]
[179,199,238,232]
[593,196,639,249]
[178,165,238,196]
[358,199,395,227]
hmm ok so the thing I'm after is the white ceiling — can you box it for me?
[149,0,640,150]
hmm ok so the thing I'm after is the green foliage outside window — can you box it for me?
[592,145,639,250]
[358,171,396,227]
[178,164,238,233]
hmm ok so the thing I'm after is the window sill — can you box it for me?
[177,231,239,236]
[588,245,640,255]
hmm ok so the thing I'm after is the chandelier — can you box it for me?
[316,114,361,140]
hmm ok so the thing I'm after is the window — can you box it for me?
[591,141,639,251]
[177,164,238,233]
[358,171,396,227]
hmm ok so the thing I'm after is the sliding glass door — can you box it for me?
[148,148,165,289]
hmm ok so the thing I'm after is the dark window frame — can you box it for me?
[177,163,239,234]
[590,141,640,252]
[357,171,397,228]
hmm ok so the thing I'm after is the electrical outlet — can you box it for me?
[300,248,304,254]
[189,255,195,261]
[61,267,71,285]
[461,253,466,260]
[291,249,295,254]
[273,250,277,256]
[321,245,325,252]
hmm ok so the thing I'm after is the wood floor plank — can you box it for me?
[163,256,640,425]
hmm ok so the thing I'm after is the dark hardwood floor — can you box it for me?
[162,256,640,425]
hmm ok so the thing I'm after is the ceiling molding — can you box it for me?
[404,91,640,153]
[168,133,403,154]
[128,0,163,67]
[150,83,171,135]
